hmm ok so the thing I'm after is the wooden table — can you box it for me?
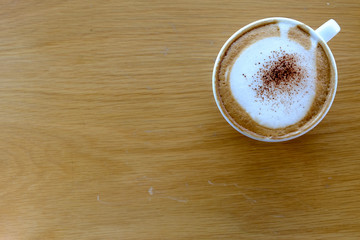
[0,0,359,239]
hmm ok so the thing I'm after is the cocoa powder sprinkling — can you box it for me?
[250,49,308,102]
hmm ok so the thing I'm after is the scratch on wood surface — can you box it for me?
[97,194,111,205]
[148,186,154,196]
[208,180,314,209]
[146,186,188,203]
[136,176,189,203]
[208,180,257,203]
[159,196,188,203]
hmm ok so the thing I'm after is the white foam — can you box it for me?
[229,21,317,129]
[279,21,291,39]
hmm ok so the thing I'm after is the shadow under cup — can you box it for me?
[212,17,338,142]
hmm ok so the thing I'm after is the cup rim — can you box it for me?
[212,17,338,142]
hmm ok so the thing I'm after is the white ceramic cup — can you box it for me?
[212,18,340,142]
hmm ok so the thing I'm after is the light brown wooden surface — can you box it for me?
[0,0,359,239]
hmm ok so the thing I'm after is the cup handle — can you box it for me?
[315,19,341,43]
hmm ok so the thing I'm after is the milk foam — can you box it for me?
[229,22,317,129]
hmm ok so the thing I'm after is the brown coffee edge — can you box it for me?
[215,22,334,140]
[297,42,334,134]
[288,25,312,50]
[216,22,281,139]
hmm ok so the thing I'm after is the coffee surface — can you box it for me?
[215,20,333,139]
[230,22,317,128]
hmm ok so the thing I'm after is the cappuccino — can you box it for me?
[213,18,338,141]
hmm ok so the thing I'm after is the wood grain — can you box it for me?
[0,0,359,239]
